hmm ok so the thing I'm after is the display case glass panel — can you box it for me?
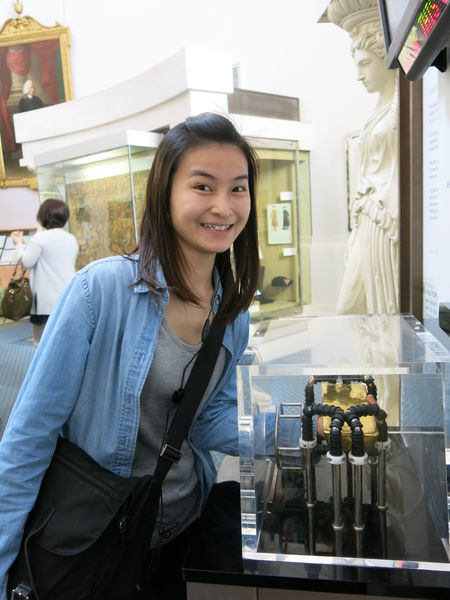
[35,132,160,269]
[251,146,311,317]
[238,314,450,578]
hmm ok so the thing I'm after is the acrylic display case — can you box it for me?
[35,130,162,269]
[238,313,450,589]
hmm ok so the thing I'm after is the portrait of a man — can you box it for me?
[18,79,45,112]
[0,11,72,188]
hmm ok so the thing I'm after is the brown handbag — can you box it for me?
[0,260,32,321]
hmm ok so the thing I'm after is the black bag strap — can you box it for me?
[153,316,226,482]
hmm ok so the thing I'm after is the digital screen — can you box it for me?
[398,0,449,73]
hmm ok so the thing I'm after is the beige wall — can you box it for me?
[0,188,38,231]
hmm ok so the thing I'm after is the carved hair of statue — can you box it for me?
[327,0,384,58]
[350,27,385,59]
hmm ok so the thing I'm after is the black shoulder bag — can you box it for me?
[8,317,226,600]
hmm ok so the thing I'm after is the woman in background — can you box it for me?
[11,198,79,346]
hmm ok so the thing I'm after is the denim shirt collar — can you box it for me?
[131,255,168,298]
[131,254,223,312]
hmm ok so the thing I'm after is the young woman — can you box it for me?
[11,198,79,346]
[0,113,260,600]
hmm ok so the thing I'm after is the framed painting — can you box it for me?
[0,5,73,188]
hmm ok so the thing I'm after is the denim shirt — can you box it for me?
[0,255,249,598]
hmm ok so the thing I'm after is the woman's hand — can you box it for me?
[10,230,24,245]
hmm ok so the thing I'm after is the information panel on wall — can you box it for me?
[422,66,450,318]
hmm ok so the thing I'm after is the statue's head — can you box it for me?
[326,1,393,94]
[351,29,395,94]
[353,49,391,94]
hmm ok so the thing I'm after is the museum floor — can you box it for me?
[0,318,34,439]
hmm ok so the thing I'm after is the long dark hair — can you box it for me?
[138,112,260,323]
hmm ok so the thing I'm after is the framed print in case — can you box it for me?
[267,203,292,245]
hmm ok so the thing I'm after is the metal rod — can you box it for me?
[369,454,378,506]
[332,464,343,557]
[377,448,387,510]
[349,451,367,557]
[307,504,316,555]
[305,448,315,507]
[355,527,363,557]
[332,463,342,529]
[346,454,353,500]
[379,509,388,558]
[334,526,343,557]
[354,464,363,530]
[353,462,364,558]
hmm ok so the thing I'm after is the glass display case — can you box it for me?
[238,313,450,585]
[250,145,311,317]
[35,130,162,269]
[35,132,313,317]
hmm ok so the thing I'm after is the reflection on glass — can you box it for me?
[36,143,156,269]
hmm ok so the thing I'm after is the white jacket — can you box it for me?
[15,228,79,315]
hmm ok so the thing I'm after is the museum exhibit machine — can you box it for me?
[237,313,450,594]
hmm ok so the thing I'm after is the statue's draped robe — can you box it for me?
[337,95,398,314]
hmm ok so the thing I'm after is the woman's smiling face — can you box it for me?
[170,143,251,263]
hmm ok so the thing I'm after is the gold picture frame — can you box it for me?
[0,4,73,189]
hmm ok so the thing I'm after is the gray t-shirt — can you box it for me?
[132,318,225,545]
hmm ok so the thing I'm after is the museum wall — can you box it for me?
[422,47,450,320]
[0,0,376,311]
[0,187,38,229]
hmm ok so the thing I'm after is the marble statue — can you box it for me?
[324,1,401,424]
[328,0,399,315]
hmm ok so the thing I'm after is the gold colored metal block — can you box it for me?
[321,383,378,453]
